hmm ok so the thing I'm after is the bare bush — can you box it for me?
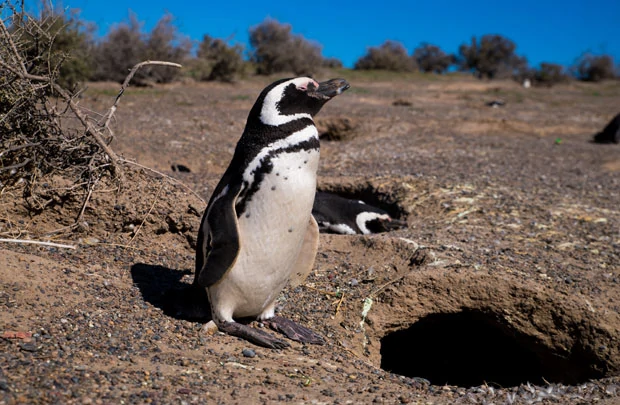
[195,35,245,82]
[354,40,416,72]
[1,2,180,230]
[92,13,145,82]
[323,57,343,69]
[249,19,324,76]
[458,35,527,79]
[10,3,94,89]
[142,14,190,83]
[575,54,618,82]
[534,63,570,86]
[412,43,454,74]
[1,4,109,213]
[93,13,189,84]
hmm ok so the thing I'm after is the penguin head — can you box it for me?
[361,214,407,234]
[256,77,350,126]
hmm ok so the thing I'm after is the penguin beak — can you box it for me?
[314,78,350,100]
[383,218,407,231]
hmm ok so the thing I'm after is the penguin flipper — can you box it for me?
[289,215,319,287]
[195,184,242,288]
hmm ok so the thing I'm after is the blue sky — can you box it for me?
[62,0,618,69]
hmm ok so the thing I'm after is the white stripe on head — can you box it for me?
[260,77,318,126]
[356,212,390,235]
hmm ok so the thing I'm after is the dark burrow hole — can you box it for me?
[380,310,604,387]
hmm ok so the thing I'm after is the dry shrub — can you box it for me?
[8,3,94,89]
[142,14,190,83]
[323,57,343,69]
[534,63,570,86]
[92,13,144,82]
[249,19,324,76]
[1,4,103,191]
[354,40,416,72]
[1,2,181,233]
[413,43,454,74]
[458,34,527,79]
[93,13,189,84]
[195,35,245,82]
[575,54,618,82]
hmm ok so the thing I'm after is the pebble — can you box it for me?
[242,348,256,358]
[19,342,40,352]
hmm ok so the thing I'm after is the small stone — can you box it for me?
[399,394,411,404]
[350,278,359,287]
[201,321,218,335]
[242,348,256,358]
[19,342,39,352]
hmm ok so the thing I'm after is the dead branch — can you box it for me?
[101,60,183,131]
[0,238,76,249]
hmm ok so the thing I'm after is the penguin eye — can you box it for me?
[297,79,318,93]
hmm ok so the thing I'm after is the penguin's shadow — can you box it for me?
[130,263,212,322]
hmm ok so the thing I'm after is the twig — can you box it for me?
[125,182,165,247]
[369,274,408,298]
[76,176,99,224]
[303,284,339,297]
[102,60,183,130]
[0,238,76,249]
[0,158,31,173]
[0,16,26,72]
[335,292,345,316]
[0,142,41,157]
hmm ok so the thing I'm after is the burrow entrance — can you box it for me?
[317,177,413,221]
[380,309,605,387]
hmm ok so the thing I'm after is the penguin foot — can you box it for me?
[266,316,325,345]
[218,321,290,349]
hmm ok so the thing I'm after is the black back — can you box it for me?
[593,113,620,144]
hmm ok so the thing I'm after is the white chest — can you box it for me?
[210,147,320,320]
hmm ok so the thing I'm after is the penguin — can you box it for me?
[194,77,350,349]
[593,112,620,144]
[313,191,407,235]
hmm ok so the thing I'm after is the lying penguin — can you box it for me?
[194,77,350,348]
[313,191,407,234]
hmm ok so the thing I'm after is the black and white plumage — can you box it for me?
[313,191,407,235]
[593,113,620,144]
[194,77,350,348]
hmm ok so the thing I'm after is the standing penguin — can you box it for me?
[195,77,350,349]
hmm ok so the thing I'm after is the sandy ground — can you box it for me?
[1,72,619,404]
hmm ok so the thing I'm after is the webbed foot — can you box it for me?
[266,316,325,345]
[218,321,290,349]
